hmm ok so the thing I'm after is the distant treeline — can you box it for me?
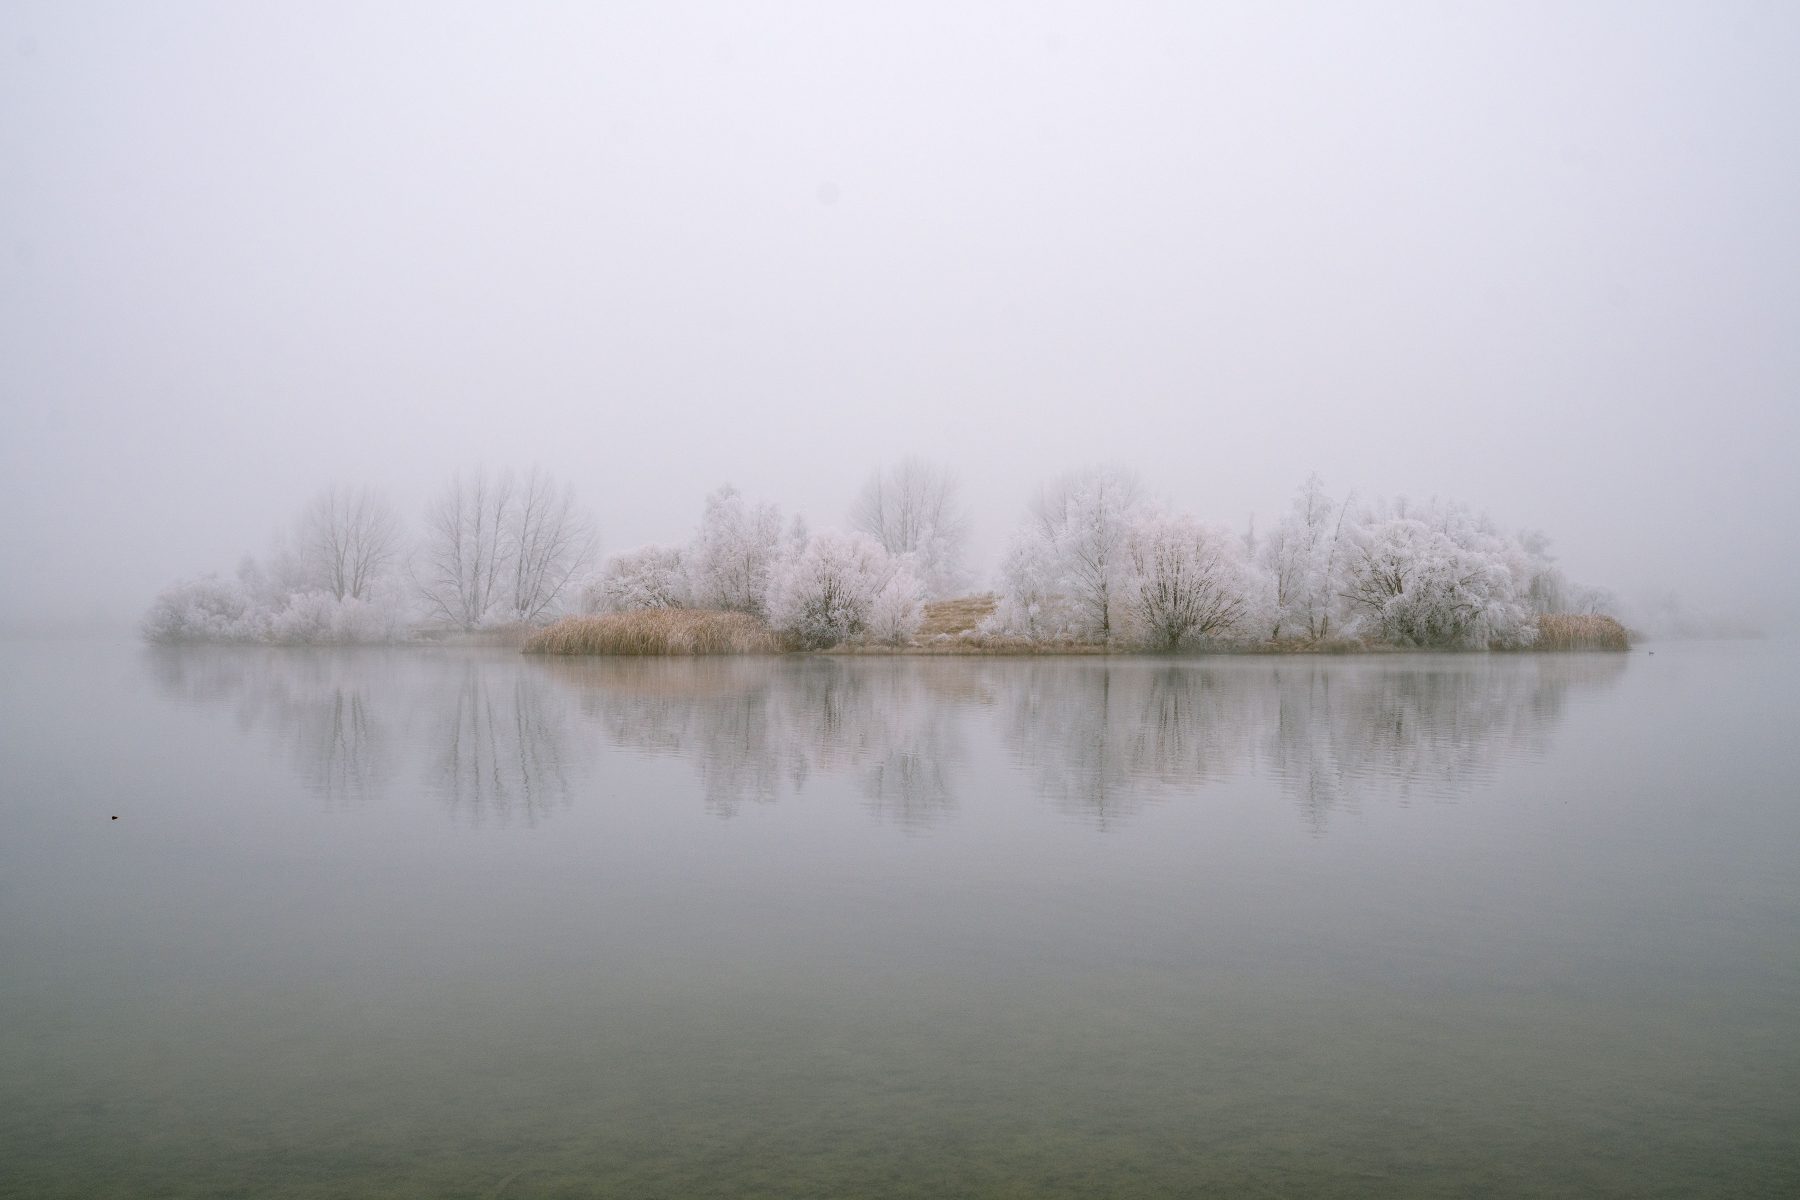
[143,462,1623,652]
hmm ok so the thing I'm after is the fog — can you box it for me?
[3,2,1796,634]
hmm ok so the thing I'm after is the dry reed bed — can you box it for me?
[832,636,1111,655]
[524,604,1631,656]
[1532,614,1630,651]
[523,610,782,656]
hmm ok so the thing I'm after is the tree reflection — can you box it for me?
[994,654,1626,829]
[144,646,587,822]
[1260,655,1628,830]
[539,658,970,826]
[144,647,396,808]
[147,646,1630,832]
[432,661,578,826]
[998,661,1265,829]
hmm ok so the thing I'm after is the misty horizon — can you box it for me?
[5,3,1797,634]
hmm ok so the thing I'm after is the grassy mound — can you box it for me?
[917,594,998,639]
[1533,614,1630,651]
[523,610,781,656]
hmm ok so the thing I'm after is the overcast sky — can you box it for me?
[3,1,1796,632]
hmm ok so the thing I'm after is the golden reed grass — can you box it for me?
[1532,614,1630,651]
[523,610,782,656]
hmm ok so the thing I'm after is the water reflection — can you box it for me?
[1257,655,1628,830]
[146,648,398,809]
[538,658,968,827]
[998,662,1265,829]
[433,661,579,826]
[145,647,587,823]
[147,648,1627,829]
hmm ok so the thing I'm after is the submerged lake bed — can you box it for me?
[2,640,1796,1197]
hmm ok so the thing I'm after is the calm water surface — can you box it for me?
[1,640,1795,1197]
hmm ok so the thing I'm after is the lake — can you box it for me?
[2,640,1795,1197]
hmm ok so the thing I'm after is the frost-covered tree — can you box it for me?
[585,544,690,612]
[1121,511,1252,649]
[688,484,784,616]
[987,530,1073,640]
[1028,466,1143,641]
[416,468,596,629]
[1338,499,1535,647]
[850,457,969,598]
[1258,473,1350,640]
[765,530,922,649]
[300,485,403,601]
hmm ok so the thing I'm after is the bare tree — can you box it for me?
[504,467,598,624]
[850,457,970,597]
[416,469,597,629]
[416,470,515,629]
[301,485,402,601]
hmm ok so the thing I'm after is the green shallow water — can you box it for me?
[1,641,1795,1197]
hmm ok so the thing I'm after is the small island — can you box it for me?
[145,463,1631,656]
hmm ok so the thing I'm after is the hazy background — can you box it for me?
[3,1,1796,633]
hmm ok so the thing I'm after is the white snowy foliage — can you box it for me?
[985,530,1078,640]
[688,484,785,616]
[141,576,410,644]
[765,530,921,649]
[586,544,690,612]
[866,568,928,647]
[1338,500,1537,647]
[992,466,1144,641]
[1119,510,1253,649]
[142,577,258,643]
[1257,473,1350,640]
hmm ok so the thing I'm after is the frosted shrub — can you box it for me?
[1119,511,1252,649]
[587,545,689,612]
[985,531,1074,640]
[141,577,258,643]
[866,567,927,646]
[268,591,337,643]
[142,577,412,645]
[765,531,903,649]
